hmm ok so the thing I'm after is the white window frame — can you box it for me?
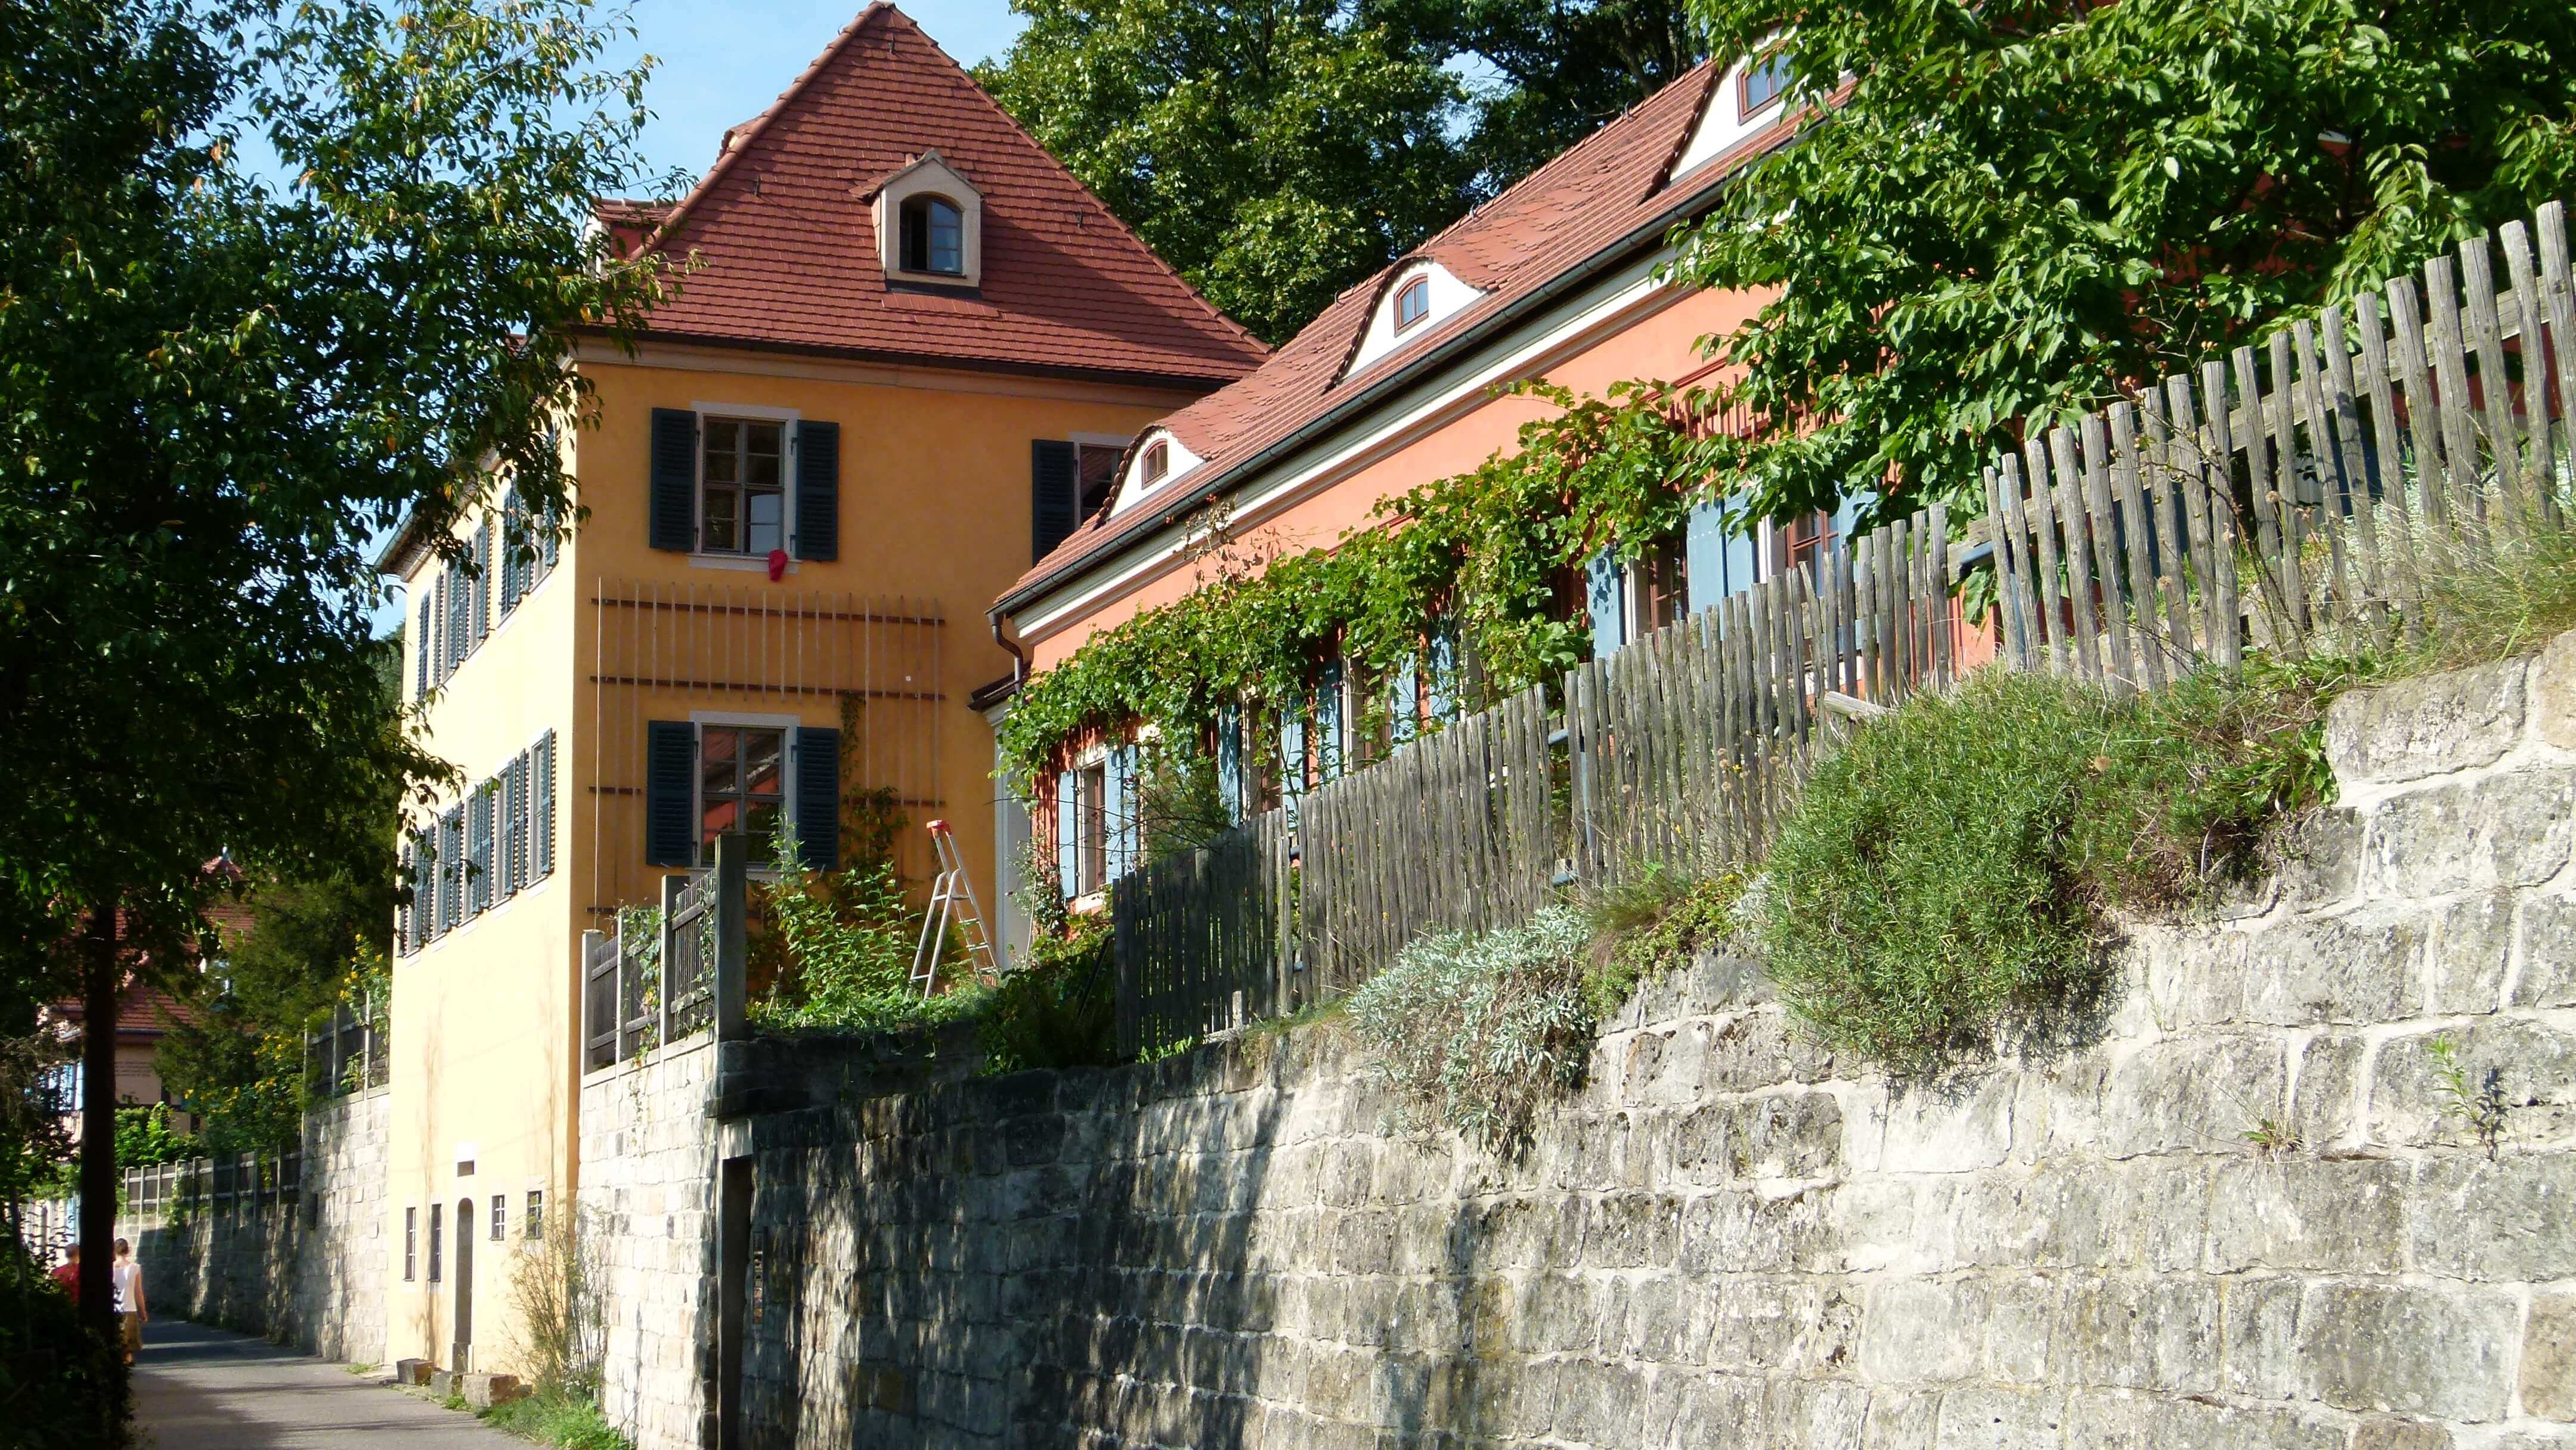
[686,401,801,571]
[687,710,803,870]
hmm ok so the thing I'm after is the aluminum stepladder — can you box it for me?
[911,819,998,996]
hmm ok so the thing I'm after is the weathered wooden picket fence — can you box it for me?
[1110,200,2576,1056]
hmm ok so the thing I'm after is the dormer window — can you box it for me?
[1741,50,1790,118]
[874,151,982,287]
[900,196,964,275]
[1139,441,1170,489]
[1394,277,1431,331]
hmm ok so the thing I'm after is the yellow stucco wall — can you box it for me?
[382,340,1203,1374]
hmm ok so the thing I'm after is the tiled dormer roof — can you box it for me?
[602,4,1267,388]
[996,55,1798,614]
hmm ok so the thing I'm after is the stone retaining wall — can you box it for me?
[583,1036,722,1450]
[116,1083,392,1365]
[713,636,2576,1449]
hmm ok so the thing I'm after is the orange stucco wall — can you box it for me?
[1022,281,1776,670]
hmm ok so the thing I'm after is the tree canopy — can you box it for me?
[980,0,1704,343]
[1673,0,2576,526]
[0,0,670,1005]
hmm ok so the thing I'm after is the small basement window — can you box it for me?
[1395,276,1431,330]
[900,196,965,276]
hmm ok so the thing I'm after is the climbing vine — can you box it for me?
[997,380,1720,783]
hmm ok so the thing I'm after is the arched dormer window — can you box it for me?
[1138,441,1171,490]
[1394,276,1431,331]
[874,151,983,287]
[1107,430,1206,518]
[900,196,964,275]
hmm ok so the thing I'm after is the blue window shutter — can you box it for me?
[793,421,840,562]
[1426,631,1457,721]
[1388,655,1419,747]
[533,733,556,879]
[794,726,840,871]
[442,810,463,932]
[1031,440,1079,563]
[645,721,696,866]
[1315,663,1345,781]
[1686,498,1729,613]
[429,573,448,683]
[415,597,432,698]
[649,408,697,553]
[1278,709,1307,804]
[537,498,559,572]
[469,789,491,916]
[497,757,519,899]
[491,772,511,902]
[1832,489,1871,546]
[1586,548,1627,658]
[1054,768,1079,898]
[1216,703,1245,825]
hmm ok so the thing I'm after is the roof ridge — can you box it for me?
[645,2,894,252]
[931,26,1270,356]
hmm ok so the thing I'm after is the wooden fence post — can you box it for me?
[714,834,748,1042]
[659,872,685,1051]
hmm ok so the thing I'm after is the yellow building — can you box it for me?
[376,2,1262,1374]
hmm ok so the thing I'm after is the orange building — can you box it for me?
[990,54,1887,899]
[373,4,1259,1375]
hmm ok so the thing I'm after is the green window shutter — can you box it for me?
[497,490,522,615]
[398,842,415,955]
[1031,439,1079,562]
[649,408,698,553]
[414,597,432,698]
[793,421,839,562]
[534,732,556,879]
[645,721,695,866]
[793,726,840,871]
[1586,549,1627,658]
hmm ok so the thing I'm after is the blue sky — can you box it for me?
[617,0,1027,182]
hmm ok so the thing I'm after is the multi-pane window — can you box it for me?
[1076,442,1124,522]
[1395,275,1431,330]
[1072,761,1108,896]
[428,1203,444,1282]
[699,725,786,865]
[1632,537,1689,636]
[525,1189,545,1240]
[1782,507,1839,580]
[490,1194,506,1241]
[701,418,785,556]
[404,1207,418,1280]
[1742,49,1790,116]
[1139,442,1169,491]
[900,195,965,275]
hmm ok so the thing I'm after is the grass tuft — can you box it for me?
[1345,907,1594,1147]
[478,1387,635,1450]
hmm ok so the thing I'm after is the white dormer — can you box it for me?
[1107,428,1206,517]
[1341,259,1483,380]
[872,151,983,289]
[1671,45,1793,181]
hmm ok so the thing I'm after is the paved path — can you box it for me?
[132,1319,519,1449]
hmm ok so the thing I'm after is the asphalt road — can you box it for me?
[131,1319,518,1449]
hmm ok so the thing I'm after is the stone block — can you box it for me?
[2062,1389,2346,1449]
[2061,1274,2220,1394]
[2237,906,2421,1025]
[2524,1293,2576,1421]
[1860,1276,1987,1384]
[2205,1155,2405,1274]
[2425,888,2518,1015]
[2076,1033,2287,1161]
[460,1372,524,1409]
[2296,1280,2519,1421]
[1932,1388,2063,1450]
[2368,1020,2576,1151]
[2327,656,2527,788]
[2513,892,2576,1009]
[2275,806,2364,907]
[2537,628,2576,752]
[1878,1073,2016,1174]
[2289,1031,2367,1151]
[426,1368,457,1399]
[2363,767,2576,898]
[2410,1155,2576,1282]
[2343,1418,2452,1450]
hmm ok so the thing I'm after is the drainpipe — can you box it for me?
[990,611,1029,686]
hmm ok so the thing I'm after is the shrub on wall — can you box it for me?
[1755,659,2353,1073]
[1346,907,1594,1147]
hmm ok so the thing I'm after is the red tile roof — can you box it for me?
[608,5,1267,387]
[996,58,1798,612]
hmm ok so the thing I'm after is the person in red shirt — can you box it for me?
[47,1243,78,1297]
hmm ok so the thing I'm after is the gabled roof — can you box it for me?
[607,4,1267,387]
[996,57,1800,614]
